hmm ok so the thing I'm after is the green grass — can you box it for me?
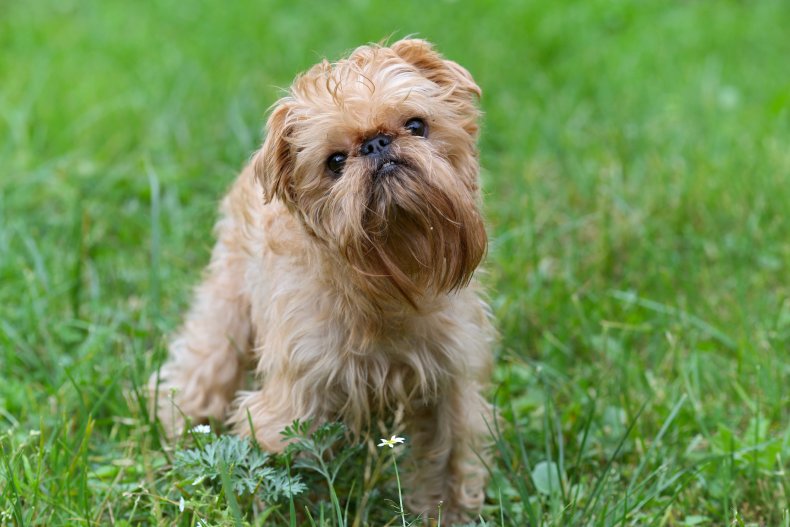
[1,0,789,525]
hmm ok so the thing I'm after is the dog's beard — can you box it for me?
[300,144,486,309]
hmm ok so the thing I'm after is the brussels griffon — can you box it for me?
[150,38,495,521]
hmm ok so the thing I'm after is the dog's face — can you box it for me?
[254,39,486,306]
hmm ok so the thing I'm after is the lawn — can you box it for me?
[1,0,789,525]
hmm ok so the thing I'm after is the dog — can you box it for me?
[150,38,495,521]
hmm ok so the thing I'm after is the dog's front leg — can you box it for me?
[404,384,492,523]
[228,378,321,452]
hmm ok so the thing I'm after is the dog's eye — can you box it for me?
[326,152,347,175]
[404,118,428,138]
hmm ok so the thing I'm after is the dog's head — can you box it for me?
[254,38,486,307]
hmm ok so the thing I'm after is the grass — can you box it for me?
[1,0,789,525]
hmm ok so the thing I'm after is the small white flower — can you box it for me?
[378,435,405,448]
[179,496,185,512]
[191,424,211,434]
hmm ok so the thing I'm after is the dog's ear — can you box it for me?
[391,38,481,101]
[254,100,295,203]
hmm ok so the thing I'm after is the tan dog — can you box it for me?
[150,38,495,521]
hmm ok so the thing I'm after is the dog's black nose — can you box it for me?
[360,134,392,157]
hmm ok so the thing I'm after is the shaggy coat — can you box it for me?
[150,38,495,521]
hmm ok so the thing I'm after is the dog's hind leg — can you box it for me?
[149,197,253,438]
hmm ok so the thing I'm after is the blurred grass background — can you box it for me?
[1,0,788,525]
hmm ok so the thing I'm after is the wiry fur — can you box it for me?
[150,39,495,522]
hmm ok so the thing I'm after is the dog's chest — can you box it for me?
[321,334,449,430]
[349,338,441,398]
